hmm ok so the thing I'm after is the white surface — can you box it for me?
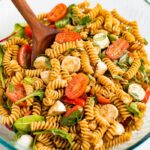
[0,0,150,150]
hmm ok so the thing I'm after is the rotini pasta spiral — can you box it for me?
[3,37,28,49]
[45,40,83,58]
[111,96,132,120]
[85,41,99,66]
[25,69,45,77]
[11,72,24,85]
[47,79,67,90]
[45,89,64,100]
[123,59,141,80]
[32,100,41,115]
[1,104,20,127]
[30,121,59,131]
[78,119,91,150]
[104,132,132,149]
[80,50,94,74]
[88,4,102,20]
[0,105,9,116]
[37,133,53,147]
[84,97,95,120]
[122,31,135,43]
[103,58,124,76]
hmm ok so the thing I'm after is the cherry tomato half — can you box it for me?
[63,97,86,107]
[65,73,89,99]
[143,87,150,103]
[18,45,32,68]
[5,84,27,107]
[55,31,81,44]
[106,38,129,60]
[25,26,32,38]
[47,3,67,22]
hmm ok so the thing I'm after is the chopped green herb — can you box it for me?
[128,27,133,33]
[99,51,106,59]
[78,16,91,25]
[45,58,51,69]
[144,38,148,45]
[55,18,70,28]
[9,83,14,93]
[108,34,118,42]
[127,57,133,65]
[64,48,75,56]
[73,25,84,33]
[23,77,35,85]
[126,102,142,118]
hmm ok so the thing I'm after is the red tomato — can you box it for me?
[106,38,129,60]
[55,31,81,44]
[25,26,32,38]
[97,95,110,104]
[5,84,27,107]
[47,3,67,22]
[63,97,86,107]
[143,87,150,103]
[65,105,83,117]
[18,45,32,68]
[65,73,89,99]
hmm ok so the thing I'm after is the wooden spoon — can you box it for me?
[11,0,59,65]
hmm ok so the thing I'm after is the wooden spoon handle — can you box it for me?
[11,0,41,30]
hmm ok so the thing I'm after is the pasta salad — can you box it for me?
[0,1,150,150]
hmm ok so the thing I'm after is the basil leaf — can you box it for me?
[23,77,35,85]
[14,115,44,132]
[16,90,44,104]
[126,102,142,118]
[13,23,25,38]
[51,129,72,145]
[9,83,14,93]
[78,16,91,25]
[60,108,83,126]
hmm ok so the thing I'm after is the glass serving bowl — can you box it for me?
[0,0,150,149]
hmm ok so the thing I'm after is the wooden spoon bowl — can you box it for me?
[11,0,59,64]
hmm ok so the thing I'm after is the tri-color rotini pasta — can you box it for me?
[0,1,149,150]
